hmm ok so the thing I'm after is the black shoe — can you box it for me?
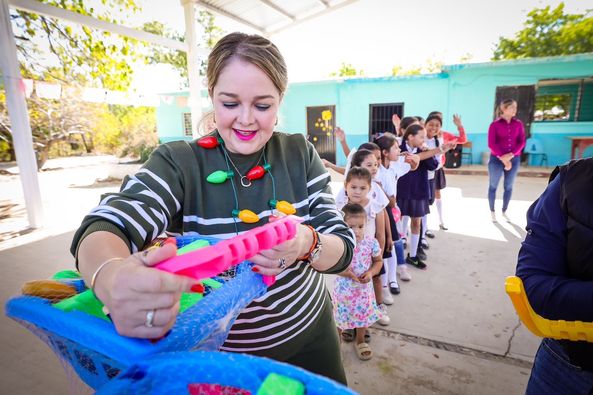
[389,281,400,295]
[406,254,427,270]
[417,247,427,261]
[425,230,436,239]
[420,238,429,250]
[439,224,448,231]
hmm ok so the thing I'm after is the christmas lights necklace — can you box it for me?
[197,134,296,229]
[225,149,265,188]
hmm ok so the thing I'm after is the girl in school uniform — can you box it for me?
[397,124,440,270]
[375,134,419,290]
[426,112,467,231]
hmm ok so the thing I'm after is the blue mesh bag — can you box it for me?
[5,235,269,391]
[96,351,357,394]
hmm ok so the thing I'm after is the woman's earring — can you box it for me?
[275,118,278,126]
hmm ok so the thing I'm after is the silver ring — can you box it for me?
[277,257,287,269]
[145,309,156,328]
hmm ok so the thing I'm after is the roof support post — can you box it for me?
[182,0,203,138]
[0,0,44,228]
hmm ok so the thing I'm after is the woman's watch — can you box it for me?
[297,225,322,265]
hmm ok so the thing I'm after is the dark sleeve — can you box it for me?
[516,175,593,321]
[420,155,439,171]
[302,137,355,274]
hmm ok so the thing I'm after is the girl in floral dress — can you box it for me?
[333,202,383,361]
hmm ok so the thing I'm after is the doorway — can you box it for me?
[494,85,536,136]
[306,105,336,163]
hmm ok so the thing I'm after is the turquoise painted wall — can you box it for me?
[445,54,593,165]
[156,91,210,143]
[157,54,593,166]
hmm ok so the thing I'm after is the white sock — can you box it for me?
[381,273,389,288]
[410,233,420,258]
[421,216,428,238]
[402,216,410,238]
[436,199,444,225]
[387,247,397,283]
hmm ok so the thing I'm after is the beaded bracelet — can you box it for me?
[90,257,125,294]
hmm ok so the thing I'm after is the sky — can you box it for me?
[22,0,592,94]
[128,0,592,94]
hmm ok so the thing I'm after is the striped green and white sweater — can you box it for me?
[71,132,354,354]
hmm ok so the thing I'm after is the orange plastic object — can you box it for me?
[22,280,77,302]
[505,276,593,342]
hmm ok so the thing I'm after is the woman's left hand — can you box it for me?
[248,223,311,276]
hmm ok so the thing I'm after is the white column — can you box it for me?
[0,0,43,228]
[181,0,203,138]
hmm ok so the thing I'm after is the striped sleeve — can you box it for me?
[70,142,187,254]
[304,140,354,274]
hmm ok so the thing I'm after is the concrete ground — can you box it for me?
[0,157,550,394]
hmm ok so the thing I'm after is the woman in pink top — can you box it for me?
[487,99,526,223]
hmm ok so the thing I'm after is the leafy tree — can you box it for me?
[142,10,224,86]
[391,65,421,76]
[0,89,98,168]
[10,0,142,90]
[330,62,364,77]
[493,3,593,60]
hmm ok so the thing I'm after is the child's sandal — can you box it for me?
[341,329,354,342]
[355,342,373,360]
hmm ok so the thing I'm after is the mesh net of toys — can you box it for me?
[5,217,354,394]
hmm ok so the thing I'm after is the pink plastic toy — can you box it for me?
[155,216,303,286]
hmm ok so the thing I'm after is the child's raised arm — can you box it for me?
[335,127,351,157]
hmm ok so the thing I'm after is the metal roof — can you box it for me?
[197,0,358,35]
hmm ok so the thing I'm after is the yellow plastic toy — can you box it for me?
[505,276,593,342]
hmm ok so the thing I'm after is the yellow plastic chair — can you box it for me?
[505,276,593,342]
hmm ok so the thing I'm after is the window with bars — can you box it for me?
[182,113,193,137]
[368,103,404,141]
[534,79,593,122]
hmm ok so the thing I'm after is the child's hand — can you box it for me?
[405,153,420,169]
[453,114,463,128]
[385,238,393,253]
[321,158,332,168]
[358,271,373,283]
[392,114,401,129]
[335,127,346,142]
[442,142,456,153]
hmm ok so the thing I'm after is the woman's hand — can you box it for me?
[93,243,197,339]
[249,223,312,276]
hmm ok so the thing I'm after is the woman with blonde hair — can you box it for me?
[71,32,354,384]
